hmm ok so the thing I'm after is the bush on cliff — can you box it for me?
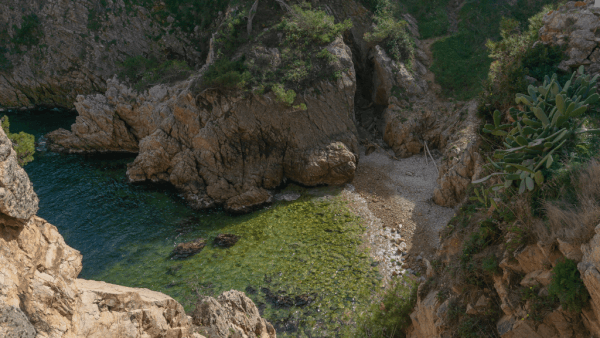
[548,258,590,313]
[199,3,352,103]
[0,116,34,166]
[355,275,417,338]
[480,5,567,118]
[202,58,251,89]
[117,56,192,91]
[364,4,415,64]
[279,4,352,45]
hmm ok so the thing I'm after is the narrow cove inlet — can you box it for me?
[6,108,382,337]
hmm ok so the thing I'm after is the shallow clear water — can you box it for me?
[5,109,380,337]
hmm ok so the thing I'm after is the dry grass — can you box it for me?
[540,160,600,246]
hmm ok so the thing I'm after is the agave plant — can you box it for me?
[476,66,600,194]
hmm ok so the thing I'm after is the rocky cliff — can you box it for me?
[47,35,358,212]
[0,125,275,337]
[0,0,214,109]
[406,2,600,336]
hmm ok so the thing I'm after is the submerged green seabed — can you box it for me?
[96,186,381,337]
[6,108,381,337]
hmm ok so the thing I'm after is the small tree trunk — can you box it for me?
[247,0,260,35]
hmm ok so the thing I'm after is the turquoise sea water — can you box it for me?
[5,109,380,337]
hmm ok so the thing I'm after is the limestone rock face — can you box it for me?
[192,290,276,338]
[407,291,449,338]
[0,126,39,220]
[47,38,359,211]
[539,1,600,76]
[369,15,430,106]
[371,45,429,106]
[432,101,483,207]
[0,0,204,109]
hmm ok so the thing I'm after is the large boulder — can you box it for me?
[47,38,359,212]
[192,290,276,338]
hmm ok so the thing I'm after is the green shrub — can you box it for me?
[355,275,417,338]
[1,116,34,166]
[202,58,251,90]
[401,0,450,39]
[425,0,562,100]
[364,3,414,63]
[279,4,352,45]
[118,56,192,91]
[461,219,500,265]
[12,14,43,49]
[272,84,296,105]
[521,286,558,321]
[0,47,11,70]
[548,258,589,313]
[317,48,337,64]
[476,67,600,195]
[284,60,310,83]
[482,255,499,275]
[481,5,566,117]
[456,316,498,338]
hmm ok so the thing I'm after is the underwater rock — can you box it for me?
[262,288,316,308]
[214,234,240,248]
[171,238,207,259]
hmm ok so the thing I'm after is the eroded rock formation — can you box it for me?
[47,37,359,212]
[0,125,275,338]
[369,14,430,106]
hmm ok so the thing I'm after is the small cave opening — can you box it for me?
[343,32,388,144]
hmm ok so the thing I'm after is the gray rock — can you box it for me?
[0,305,36,338]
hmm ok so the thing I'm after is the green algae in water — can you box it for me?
[5,109,381,337]
[95,188,381,337]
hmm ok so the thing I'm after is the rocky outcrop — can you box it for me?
[0,0,210,109]
[538,0,600,77]
[369,15,430,106]
[0,125,275,337]
[383,98,482,207]
[192,291,276,338]
[47,37,359,212]
[0,124,39,220]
